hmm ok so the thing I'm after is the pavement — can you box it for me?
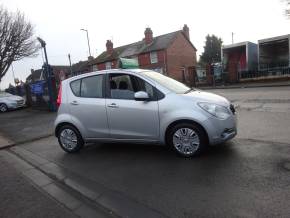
[0,86,290,217]
[0,133,13,149]
[0,148,115,218]
[0,152,77,218]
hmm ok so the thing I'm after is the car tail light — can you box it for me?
[56,83,62,107]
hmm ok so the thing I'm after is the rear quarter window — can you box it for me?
[70,79,81,97]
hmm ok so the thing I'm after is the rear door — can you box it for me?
[67,74,109,138]
[105,73,159,140]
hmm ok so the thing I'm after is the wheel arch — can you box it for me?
[164,119,209,145]
[0,102,8,112]
[55,122,82,138]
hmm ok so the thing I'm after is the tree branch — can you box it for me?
[0,5,39,82]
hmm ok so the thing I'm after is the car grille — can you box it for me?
[229,104,236,114]
[16,100,24,106]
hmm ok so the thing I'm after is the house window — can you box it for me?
[181,67,186,83]
[105,62,111,69]
[150,52,158,64]
[92,65,98,71]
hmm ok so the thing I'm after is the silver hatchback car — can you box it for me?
[55,69,237,157]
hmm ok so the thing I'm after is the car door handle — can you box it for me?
[107,103,118,108]
[70,101,79,105]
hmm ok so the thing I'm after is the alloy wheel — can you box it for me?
[59,128,78,151]
[173,128,200,156]
[0,104,8,112]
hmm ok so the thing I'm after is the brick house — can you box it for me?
[26,66,71,83]
[90,24,197,85]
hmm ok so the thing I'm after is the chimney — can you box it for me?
[144,27,153,44]
[88,56,94,61]
[183,24,190,40]
[106,40,113,54]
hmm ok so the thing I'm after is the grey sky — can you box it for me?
[0,0,289,89]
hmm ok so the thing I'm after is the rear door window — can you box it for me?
[81,75,104,98]
[70,75,104,98]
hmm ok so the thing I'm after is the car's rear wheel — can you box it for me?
[0,103,8,113]
[57,125,84,153]
[167,123,208,157]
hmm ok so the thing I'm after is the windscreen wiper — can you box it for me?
[184,88,195,94]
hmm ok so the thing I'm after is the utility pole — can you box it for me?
[232,32,234,44]
[210,38,215,87]
[68,54,73,75]
[80,29,92,57]
[37,37,57,112]
[37,37,49,65]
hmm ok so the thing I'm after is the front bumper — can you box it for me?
[7,100,26,109]
[203,113,237,145]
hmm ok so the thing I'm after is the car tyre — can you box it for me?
[167,123,208,157]
[57,125,84,153]
[0,103,8,113]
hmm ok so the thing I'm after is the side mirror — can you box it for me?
[134,91,149,101]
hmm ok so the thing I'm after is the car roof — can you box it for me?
[63,68,171,94]
[64,69,149,82]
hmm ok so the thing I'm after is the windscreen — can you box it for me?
[141,71,190,94]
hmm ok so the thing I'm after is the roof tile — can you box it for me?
[92,30,183,65]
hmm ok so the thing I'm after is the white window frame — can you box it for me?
[150,52,158,64]
[105,62,111,69]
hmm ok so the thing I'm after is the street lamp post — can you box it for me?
[80,29,92,57]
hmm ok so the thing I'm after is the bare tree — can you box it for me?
[0,6,39,83]
[282,0,290,17]
[286,0,290,17]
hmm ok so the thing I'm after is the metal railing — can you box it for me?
[239,67,290,79]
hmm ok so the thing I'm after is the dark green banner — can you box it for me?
[118,58,139,69]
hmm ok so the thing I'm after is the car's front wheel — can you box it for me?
[167,123,208,157]
[57,125,84,153]
[0,103,8,113]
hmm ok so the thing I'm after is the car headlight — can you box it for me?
[198,102,231,119]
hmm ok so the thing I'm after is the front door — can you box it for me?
[106,73,159,140]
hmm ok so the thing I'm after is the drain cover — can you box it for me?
[283,162,290,171]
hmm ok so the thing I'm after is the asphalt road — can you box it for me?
[1,86,290,217]
[0,108,55,144]
[210,86,290,144]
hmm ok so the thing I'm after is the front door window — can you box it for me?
[109,74,135,100]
